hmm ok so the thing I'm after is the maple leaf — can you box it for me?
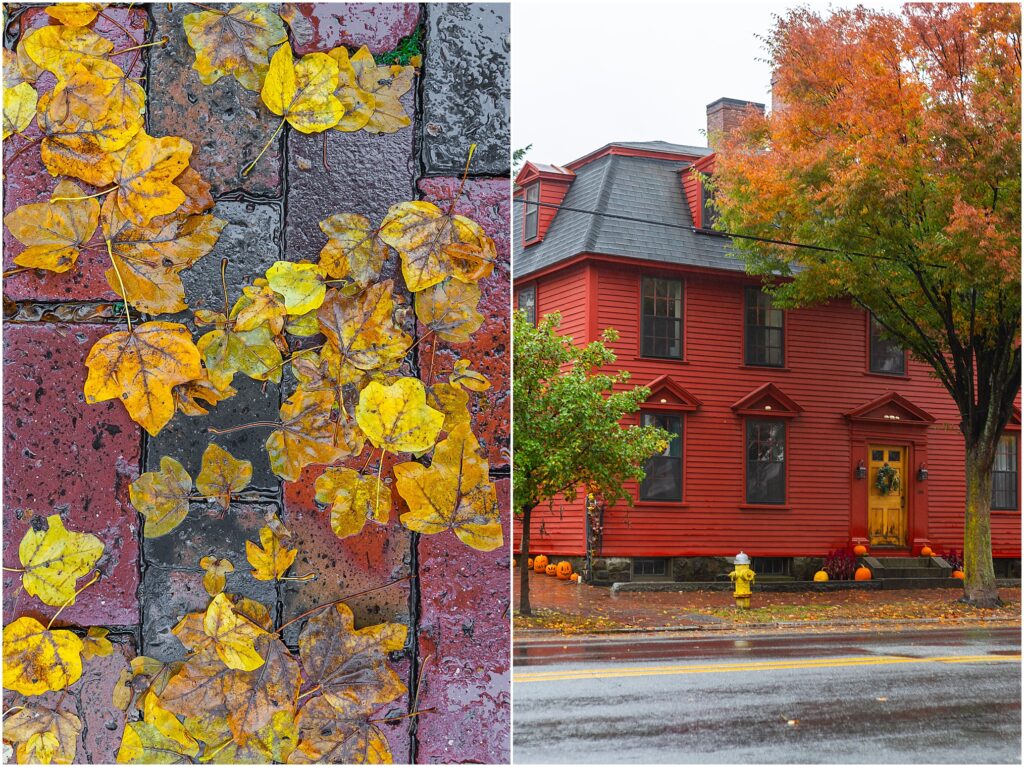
[234,280,289,334]
[329,45,414,134]
[220,637,300,746]
[414,278,484,342]
[173,372,237,417]
[317,281,412,372]
[158,645,233,717]
[183,4,287,91]
[297,602,407,712]
[318,213,389,285]
[186,708,298,762]
[196,443,252,509]
[81,626,114,661]
[45,3,102,26]
[395,424,503,551]
[4,180,99,273]
[2,81,36,139]
[3,706,82,765]
[262,42,343,133]
[450,358,491,391]
[84,321,202,436]
[315,467,391,539]
[54,60,145,147]
[426,382,472,433]
[116,720,199,764]
[267,388,364,482]
[107,132,194,226]
[246,525,297,581]
[18,514,104,607]
[21,25,112,80]
[266,261,327,315]
[355,377,444,454]
[2,617,84,695]
[196,314,284,391]
[129,456,193,538]
[291,696,391,764]
[37,84,121,187]
[200,556,234,596]
[379,201,494,292]
[203,593,268,671]
[102,196,227,313]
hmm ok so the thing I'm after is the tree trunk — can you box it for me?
[961,440,1001,608]
[518,504,534,616]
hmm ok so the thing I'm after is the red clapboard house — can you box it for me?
[512,98,1021,583]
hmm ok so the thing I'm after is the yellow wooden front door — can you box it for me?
[868,446,907,546]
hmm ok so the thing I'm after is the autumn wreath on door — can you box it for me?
[875,463,901,495]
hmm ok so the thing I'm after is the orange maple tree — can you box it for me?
[711,4,1020,607]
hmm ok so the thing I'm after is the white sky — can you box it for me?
[512,0,904,167]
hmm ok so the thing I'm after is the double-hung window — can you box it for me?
[524,184,539,241]
[745,287,784,367]
[640,413,683,501]
[641,277,683,359]
[517,285,536,325]
[992,434,1019,510]
[746,419,786,504]
[869,315,905,375]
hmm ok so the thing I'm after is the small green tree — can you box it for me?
[513,312,670,616]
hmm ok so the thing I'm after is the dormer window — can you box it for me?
[524,184,539,241]
[701,184,718,229]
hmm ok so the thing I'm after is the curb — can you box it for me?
[514,615,1022,639]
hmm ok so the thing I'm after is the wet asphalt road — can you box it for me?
[513,627,1021,763]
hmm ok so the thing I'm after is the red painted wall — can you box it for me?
[517,257,1022,559]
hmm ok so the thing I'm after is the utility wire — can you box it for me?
[514,197,947,268]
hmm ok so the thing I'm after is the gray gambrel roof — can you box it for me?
[513,150,745,278]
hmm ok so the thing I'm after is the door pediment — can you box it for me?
[845,392,935,426]
[643,374,701,412]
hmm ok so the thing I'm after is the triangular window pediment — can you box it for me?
[731,383,802,418]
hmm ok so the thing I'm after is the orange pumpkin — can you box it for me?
[556,561,573,580]
[527,557,533,569]
[920,546,934,557]
[570,573,580,583]
[854,566,872,581]
[533,555,548,573]
[952,570,965,580]
[853,544,868,556]
[545,563,557,577]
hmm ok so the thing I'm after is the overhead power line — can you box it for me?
[513,197,946,268]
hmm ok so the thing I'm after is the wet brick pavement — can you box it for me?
[2,4,510,762]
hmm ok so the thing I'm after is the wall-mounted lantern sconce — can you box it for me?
[918,464,929,481]
[855,460,867,480]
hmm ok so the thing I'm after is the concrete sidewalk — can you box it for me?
[514,568,1022,636]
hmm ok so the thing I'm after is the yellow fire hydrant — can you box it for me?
[728,551,756,609]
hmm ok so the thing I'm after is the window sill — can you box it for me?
[639,355,688,364]
[863,370,910,380]
[992,508,1020,515]
[523,237,542,248]
[739,364,790,372]
[739,503,791,511]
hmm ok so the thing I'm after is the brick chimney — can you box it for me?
[706,97,765,150]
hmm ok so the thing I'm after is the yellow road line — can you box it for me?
[514,654,1021,683]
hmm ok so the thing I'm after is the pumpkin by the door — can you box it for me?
[556,561,573,580]
[920,546,933,557]
[570,573,580,582]
[952,570,965,580]
[533,555,548,573]
[544,563,557,577]
[813,571,829,582]
[853,544,868,556]
[854,566,872,581]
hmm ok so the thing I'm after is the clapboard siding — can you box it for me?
[522,258,1021,559]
